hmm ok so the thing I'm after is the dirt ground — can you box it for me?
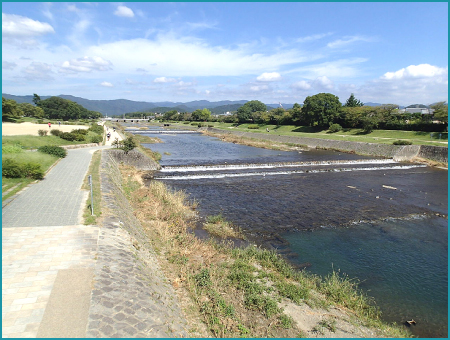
[2,122,89,136]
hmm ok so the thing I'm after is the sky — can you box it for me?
[2,1,448,106]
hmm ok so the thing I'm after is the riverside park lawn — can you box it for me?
[183,122,448,147]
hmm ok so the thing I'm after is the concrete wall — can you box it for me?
[206,127,447,163]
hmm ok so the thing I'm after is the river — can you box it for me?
[134,126,447,337]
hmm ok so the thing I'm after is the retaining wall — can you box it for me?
[206,127,447,163]
[107,149,160,170]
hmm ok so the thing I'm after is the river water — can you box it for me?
[135,126,448,337]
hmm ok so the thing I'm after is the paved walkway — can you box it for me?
[2,128,188,338]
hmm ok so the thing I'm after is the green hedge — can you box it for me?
[37,145,68,158]
[2,158,44,180]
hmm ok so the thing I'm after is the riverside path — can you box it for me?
[2,130,188,337]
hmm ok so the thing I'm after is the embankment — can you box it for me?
[205,127,448,164]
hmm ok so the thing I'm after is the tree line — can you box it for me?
[2,94,102,122]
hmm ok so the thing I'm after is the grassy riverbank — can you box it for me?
[118,163,410,338]
[167,121,447,147]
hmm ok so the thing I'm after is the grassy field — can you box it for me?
[2,135,90,149]
[168,121,447,147]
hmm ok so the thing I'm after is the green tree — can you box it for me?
[302,93,342,127]
[32,93,41,106]
[19,103,45,118]
[162,110,179,121]
[431,101,448,124]
[2,97,22,122]
[344,93,364,107]
[236,100,267,123]
[191,108,212,121]
[288,103,302,125]
[37,96,91,120]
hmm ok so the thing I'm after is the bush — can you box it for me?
[2,158,44,179]
[2,158,22,178]
[37,145,67,158]
[87,124,104,135]
[38,129,48,136]
[393,140,413,145]
[89,134,103,143]
[60,132,77,141]
[71,128,88,135]
[329,123,342,133]
[247,124,259,129]
[22,162,44,180]
[2,145,24,154]
[50,129,63,137]
[72,133,86,142]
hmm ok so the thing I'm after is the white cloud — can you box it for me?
[296,32,333,43]
[2,13,54,37]
[59,56,113,73]
[257,72,281,82]
[250,84,270,92]
[114,5,134,18]
[153,76,177,83]
[23,62,54,81]
[101,81,113,87]
[291,80,311,91]
[353,64,448,105]
[2,61,17,70]
[312,76,334,91]
[86,35,308,77]
[382,64,448,80]
[327,35,373,49]
[286,58,368,79]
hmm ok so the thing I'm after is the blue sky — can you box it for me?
[2,2,448,105]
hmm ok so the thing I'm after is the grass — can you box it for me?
[2,149,60,201]
[2,135,89,149]
[169,121,447,147]
[118,164,411,338]
[204,214,245,239]
[82,150,102,225]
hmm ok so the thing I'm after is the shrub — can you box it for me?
[37,145,67,158]
[247,124,259,129]
[71,128,88,135]
[22,162,44,180]
[393,140,413,145]
[2,145,24,154]
[38,129,48,136]
[60,132,77,141]
[2,158,22,178]
[329,123,342,133]
[89,134,103,143]
[72,133,86,141]
[87,124,104,135]
[50,129,63,137]
[2,158,44,179]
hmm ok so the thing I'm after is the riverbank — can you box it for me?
[202,127,448,167]
[106,144,411,338]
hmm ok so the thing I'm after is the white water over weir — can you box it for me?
[155,159,427,180]
[160,159,398,172]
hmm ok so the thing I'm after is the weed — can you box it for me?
[277,314,294,329]
[276,281,309,303]
[194,268,212,288]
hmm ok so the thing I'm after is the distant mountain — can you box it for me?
[363,102,382,107]
[406,104,429,108]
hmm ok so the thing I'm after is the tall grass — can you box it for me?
[119,165,410,338]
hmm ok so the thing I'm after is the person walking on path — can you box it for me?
[48,122,51,129]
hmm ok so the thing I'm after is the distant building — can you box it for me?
[397,108,435,115]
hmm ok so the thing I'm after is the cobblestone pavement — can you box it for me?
[2,140,189,338]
